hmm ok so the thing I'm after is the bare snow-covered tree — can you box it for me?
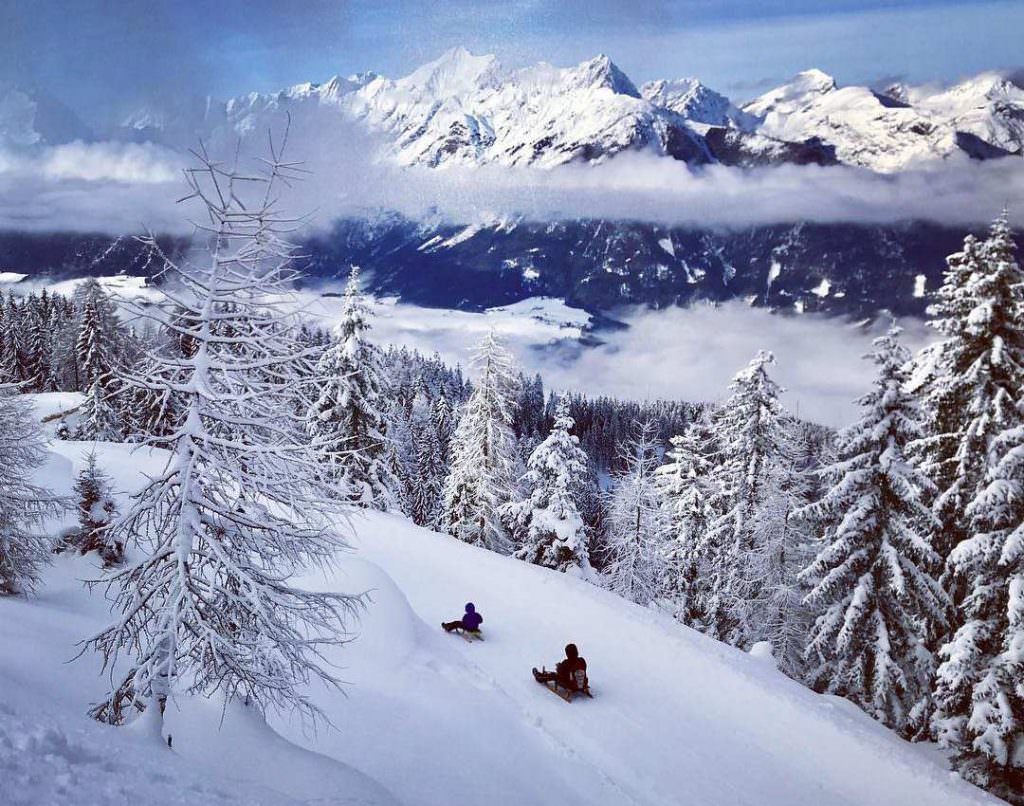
[603,421,667,606]
[0,386,61,595]
[306,267,398,509]
[82,137,362,733]
[506,397,592,576]
[800,327,948,735]
[440,331,519,554]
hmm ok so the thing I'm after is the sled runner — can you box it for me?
[442,624,484,642]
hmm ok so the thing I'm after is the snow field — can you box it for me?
[0,407,1002,805]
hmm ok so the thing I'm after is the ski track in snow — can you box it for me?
[0,404,1003,806]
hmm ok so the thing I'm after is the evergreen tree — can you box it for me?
[705,351,795,648]
[71,451,121,565]
[408,391,445,528]
[440,332,519,554]
[84,142,362,732]
[913,212,1024,569]
[932,224,1024,800]
[22,298,52,392]
[74,295,121,439]
[603,421,666,605]
[655,416,718,627]
[506,397,592,575]
[800,327,948,734]
[0,294,24,384]
[76,376,122,441]
[387,401,417,515]
[306,267,398,509]
[432,393,455,464]
[0,386,61,594]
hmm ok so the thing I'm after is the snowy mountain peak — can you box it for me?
[743,69,837,118]
[396,47,502,97]
[306,72,379,102]
[641,78,751,128]
[565,54,640,97]
[794,68,838,93]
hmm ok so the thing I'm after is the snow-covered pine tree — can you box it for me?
[0,295,24,385]
[932,227,1024,800]
[83,138,363,732]
[603,421,667,606]
[22,299,52,393]
[0,385,61,595]
[913,213,1024,568]
[432,393,454,464]
[306,267,398,509]
[47,299,78,392]
[506,397,592,575]
[70,451,121,566]
[655,415,718,627]
[408,391,445,528]
[76,376,122,441]
[932,419,1024,800]
[440,331,519,554]
[800,327,948,735]
[74,294,121,440]
[705,351,795,649]
[386,401,416,515]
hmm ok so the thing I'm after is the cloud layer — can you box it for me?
[1,127,1021,236]
[303,290,933,427]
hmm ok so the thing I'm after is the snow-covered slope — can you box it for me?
[0,402,1001,806]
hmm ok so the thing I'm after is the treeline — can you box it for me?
[0,281,140,397]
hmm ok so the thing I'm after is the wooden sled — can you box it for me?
[443,625,484,642]
[534,668,592,702]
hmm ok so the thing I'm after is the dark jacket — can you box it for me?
[556,656,588,690]
[461,603,483,632]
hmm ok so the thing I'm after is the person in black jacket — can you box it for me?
[533,643,588,691]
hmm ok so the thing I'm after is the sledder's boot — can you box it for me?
[532,667,543,682]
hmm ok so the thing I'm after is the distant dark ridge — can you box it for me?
[3,220,1021,320]
[0,231,190,282]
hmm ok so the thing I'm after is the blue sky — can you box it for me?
[4,0,1023,124]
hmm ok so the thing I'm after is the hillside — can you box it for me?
[0,394,1000,806]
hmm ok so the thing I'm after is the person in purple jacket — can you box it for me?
[442,602,483,634]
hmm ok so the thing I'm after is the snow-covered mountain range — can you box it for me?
[6,48,1024,173]
[3,51,1021,320]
